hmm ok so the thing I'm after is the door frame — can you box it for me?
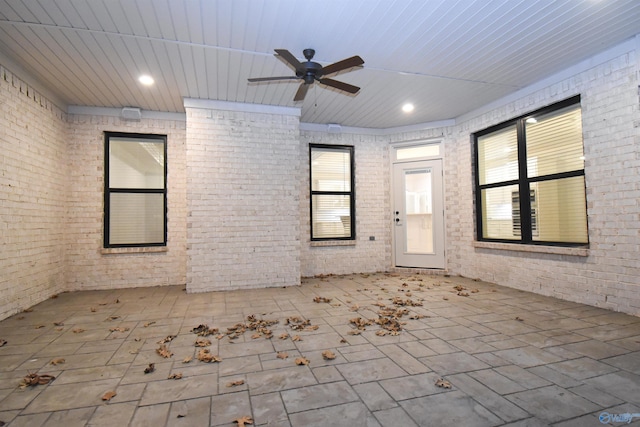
[390,140,446,269]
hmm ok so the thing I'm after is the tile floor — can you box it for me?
[0,273,639,426]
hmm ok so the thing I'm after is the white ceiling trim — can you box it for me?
[184,98,300,117]
[299,119,455,136]
[67,105,186,121]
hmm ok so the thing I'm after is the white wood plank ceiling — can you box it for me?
[0,0,639,129]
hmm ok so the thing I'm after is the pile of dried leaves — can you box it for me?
[19,372,55,389]
[192,324,219,336]
[285,316,318,332]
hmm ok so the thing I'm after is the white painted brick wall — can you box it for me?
[185,106,301,292]
[443,51,640,315]
[299,131,391,276]
[0,66,68,319]
[65,114,188,291]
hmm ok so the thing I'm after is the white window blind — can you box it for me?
[310,145,354,240]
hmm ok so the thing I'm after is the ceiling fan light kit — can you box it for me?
[248,48,364,101]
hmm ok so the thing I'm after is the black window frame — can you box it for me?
[309,144,356,241]
[104,131,168,248]
[473,95,588,247]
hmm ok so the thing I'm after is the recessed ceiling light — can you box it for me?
[402,103,414,113]
[139,74,154,86]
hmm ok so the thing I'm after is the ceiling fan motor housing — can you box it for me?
[297,61,323,83]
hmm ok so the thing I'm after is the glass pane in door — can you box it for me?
[404,169,433,253]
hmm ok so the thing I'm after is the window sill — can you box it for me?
[473,241,588,257]
[311,240,356,247]
[101,246,168,255]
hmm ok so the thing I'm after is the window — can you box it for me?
[104,132,167,247]
[474,96,588,245]
[310,144,355,240]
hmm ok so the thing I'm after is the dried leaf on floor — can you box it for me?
[375,330,388,336]
[107,315,120,321]
[109,327,130,332]
[0,339,6,347]
[101,390,117,401]
[471,289,480,293]
[313,296,332,303]
[19,373,55,389]
[49,358,65,366]
[339,338,348,344]
[435,378,452,389]
[347,330,361,336]
[156,344,173,358]
[349,317,372,330]
[53,321,64,326]
[409,314,428,320]
[453,285,467,292]
[157,335,176,344]
[349,304,360,312]
[372,302,386,307]
[251,333,261,339]
[277,352,288,359]
[457,291,469,297]
[442,296,449,301]
[234,416,253,427]
[321,350,336,360]
[291,335,302,342]
[195,338,212,347]
[286,317,311,330]
[192,324,219,336]
[72,328,85,333]
[90,307,96,312]
[515,317,524,322]
[391,297,423,307]
[168,373,183,380]
[196,348,221,363]
[295,357,310,366]
[304,325,319,331]
[279,333,289,340]
[143,321,156,327]
[226,379,245,387]
[144,363,155,374]
[183,356,193,363]
[35,325,45,329]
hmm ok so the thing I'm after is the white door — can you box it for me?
[393,159,445,269]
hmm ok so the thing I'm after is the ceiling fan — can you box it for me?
[248,48,364,101]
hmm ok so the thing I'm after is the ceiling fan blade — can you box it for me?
[274,49,303,71]
[248,76,299,82]
[321,55,364,76]
[294,83,310,101]
[317,78,360,94]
